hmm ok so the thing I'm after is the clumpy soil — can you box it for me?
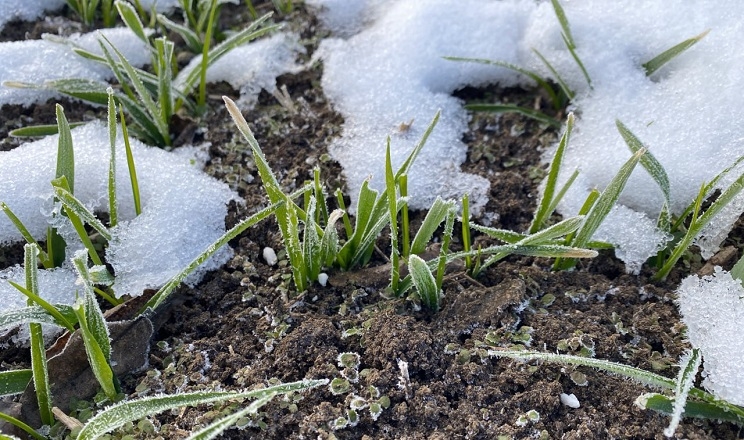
[0,2,743,439]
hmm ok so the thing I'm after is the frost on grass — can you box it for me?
[0,27,150,107]
[175,32,304,109]
[311,0,537,214]
[676,267,744,407]
[0,122,239,308]
[311,0,744,272]
[524,1,744,268]
[0,0,66,31]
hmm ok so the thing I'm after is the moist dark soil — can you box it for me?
[1,2,743,440]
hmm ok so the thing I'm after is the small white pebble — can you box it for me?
[262,247,278,266]
[318,272,329,287]
[560,393,580,409]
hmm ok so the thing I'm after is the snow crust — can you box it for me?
[0,122,238,305]
[309,0,744,272]
[677,268,744,406]
[0,27,150,107]
[0,0,66,31]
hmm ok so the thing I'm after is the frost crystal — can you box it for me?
[676,267,744,406]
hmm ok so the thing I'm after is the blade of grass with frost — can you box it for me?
[77,380,327,440]
[544,168,579,224]
[72,251,119,401]
[656,168,744,280]
[155,38,175,123]
[461,193,472,271]
[303,197,321,283]
[320,209,343,268]
[107,88,119,227]
[490,349,675,388]
[144,201,282,311]
[637,393,744,426]
[616,119,671,229]
[400,174,410,257]
[177,14,278,96]
[560,148,646,269]
[24,244,53,426]
[120,105,142,215]
[224,96,308,290]
[671,154,744,232]
[48,104,76,267]
[664,348,701,437]
[551,0,591,88]
[643,30,710,76]
[158,13,202,52]
[335,180,379,269]
[530,113,574,233]
[435,206,456,291]
[442,57,563,110]
[9,122,86,137]
[3,78,110,106]
[464,103,561,128]
[0,370,32,397]
[197,0,220,111]
[410,197,455,255]
[52,176,110,266]
[8,282,77,331]
[532,49,575,100]
[474,215,586,276]
[100,35,171,146]
[186,393,277,440]
[0,412,45,440]
[409,254,439,311]
[385,140,401,294]
[114,0,150,45]
[0,203,52,268]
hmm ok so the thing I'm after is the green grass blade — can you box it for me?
[336,180,379,269]
[47,78,111,105]
[24,244,53,426]
[107,89,118,227]
[0,370,32,397]
[72,251,119,401]
[119,105,142,216]
[9,122,86,137]
[155,38,175,128]
[52,178,113,241]
[0,412,45,440]
[285,199,307,291]
[409,254,439,311]
[461,193,472,271]
[55,104,75,193]
[335,189,353,238]
[637,393,744,426]
[410,197,455,255]
[0,203,51,268]
[0,303,72,330]
[442,56,562,109]
[551,0,574,47]
[179,14,278,95]
[320,209,343,268]
[544,168,579,225]
[465,103,561,128]
[435,207,456,291]
[616,119,671,227]
[197,0,220,110]
[303,196,321,281]
[396,110,440,180]
[100,34,170,146]
[642,30,710,76]
[656,169,744,280]
[532,49,575,100]
[385,140,400,294]
[400,174,410,258]
[664,348,702,437]
[489,349,674,389]
[77,380,328,440]
[571,148,645,248]
[115,0,150,45]
[144,201,281,311]
[186,394,274,440]
[8,281,76,331]
[530,113,574,233]
[158,14,202,52]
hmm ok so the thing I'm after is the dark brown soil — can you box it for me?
[0,2,742,440]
